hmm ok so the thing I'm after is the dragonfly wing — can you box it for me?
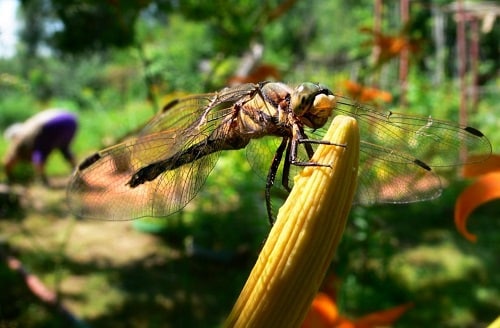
[67,84,259,220]
[132,83,258,164]
[245,136,282,183]
[334,96,492,167]
[139,83,258,135]
[303,95,491,204]
[355,143,442,204]
[67,133,221,220]
[379,111,492,165]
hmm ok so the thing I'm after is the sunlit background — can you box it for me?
[0,0,498,327]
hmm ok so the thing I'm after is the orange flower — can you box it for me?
[343,80,392,103]
[302,291,413,328]
[302,293,341,328]
[455,154,500,242]
[228,64,281,85]
[360,27,421,67]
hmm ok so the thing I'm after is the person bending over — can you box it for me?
[3,109,78,185]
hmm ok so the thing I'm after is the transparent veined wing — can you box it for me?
[324,95,490,204]
[246,93,491,205]
[68,82,492,220]
[67,84,259,220]
[333,95,491,166]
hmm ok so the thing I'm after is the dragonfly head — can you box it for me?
[292,83,336,129]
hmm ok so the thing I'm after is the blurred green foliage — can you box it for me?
[0,0,498,327]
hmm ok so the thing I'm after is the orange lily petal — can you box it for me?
[343,80,392,103]
[359,88,392,103]
[353,303,414,328]
[303,293,412,328]
[302,293,340,328]
[337,321,356,328]
[462,154,500,178]
[228,64,281,85]
[454,171,500,242]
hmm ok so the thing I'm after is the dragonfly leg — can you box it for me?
[303,139,315,159]
[298,138,346,147]
[266,137,288,225]
[288,124,346,167]
[281,142,293,192]
[296,137,346,166]
[289,141,344,168]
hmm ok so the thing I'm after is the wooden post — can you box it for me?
[456,0,468,163]
[469,17,479,112]
[399,0,410,107]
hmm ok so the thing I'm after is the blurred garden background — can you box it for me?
[0,0,499,327]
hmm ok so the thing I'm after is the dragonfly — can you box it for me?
[67,82,491,223]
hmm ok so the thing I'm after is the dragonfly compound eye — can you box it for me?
[291,83,320,116]
[292,83,335,129]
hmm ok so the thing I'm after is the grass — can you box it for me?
[0,182,259,327]
[336,186,500,327]
[1,168,499,327]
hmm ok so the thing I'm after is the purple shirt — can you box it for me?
[32,112,78,164]
[4,109,78,166]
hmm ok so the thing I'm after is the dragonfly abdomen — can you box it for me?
[126,131,250,188]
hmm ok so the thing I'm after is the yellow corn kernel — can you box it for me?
[225,115,360,328]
